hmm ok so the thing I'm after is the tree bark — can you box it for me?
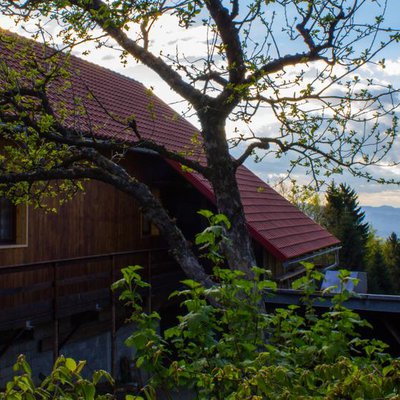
[200,111,256,278]
[124,179,214,287]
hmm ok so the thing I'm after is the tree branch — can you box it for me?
[234,139,270,168]
[68,0,208,110]
[2,81,211,178]
[0,163,214,287]
[194,71,229,87]
[230,0,239,20]
[243,1,352,87]
[244,51,330,86]
[205,0,245,85]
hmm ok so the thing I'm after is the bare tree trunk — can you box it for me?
[200,113,256,278]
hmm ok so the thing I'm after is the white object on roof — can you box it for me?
[321,271,368,294]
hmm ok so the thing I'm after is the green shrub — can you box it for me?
[113,264,400,399]
[3,266,400,399]
[0,355,112,400]
[2,212,400,399]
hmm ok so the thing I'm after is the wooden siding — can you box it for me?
[0,155,196,329]
[0,249,181,331]
[0,153,222,333]
[0,154,172,267]
[268,251,284,279]
[0,181,139,265]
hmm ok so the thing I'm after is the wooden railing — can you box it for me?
[0,248,181,374]
[276,267,307,289]
[0,248,180,322]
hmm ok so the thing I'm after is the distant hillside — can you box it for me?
[362,206,400,238]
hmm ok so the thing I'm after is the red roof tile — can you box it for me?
[0,32,340,261]
[168,161,340,260]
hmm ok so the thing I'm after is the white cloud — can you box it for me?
[359,190,400,207]
[381,58,400,77]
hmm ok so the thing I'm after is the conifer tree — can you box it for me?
[323,183,369,270]
[384,232,400,293]
[367,245,393,294]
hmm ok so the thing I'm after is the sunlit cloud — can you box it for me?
[358,190,400,207]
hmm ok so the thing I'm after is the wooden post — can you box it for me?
[147,251,152,312]
[111,255,117,379]
[52,262,59,363]
[335,249,340,267]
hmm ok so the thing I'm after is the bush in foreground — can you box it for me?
[2,265,400,399]
[113,264,400,399]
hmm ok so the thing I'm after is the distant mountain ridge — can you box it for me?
[362,206,400,238]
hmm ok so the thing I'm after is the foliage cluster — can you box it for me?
[274,179,325,224]
[1,0,400,282]
[4,263,400,399]
[321,183,400,294]
[0,355,113,400]
[365,232,400,294]
[111,264,400,399]
[323,182,370,271]
[1,212,400,399]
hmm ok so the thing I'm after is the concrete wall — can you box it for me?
[0,315,136,386]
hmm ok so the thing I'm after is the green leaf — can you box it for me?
[195,231,214,245]
[181,279,201,289]
[212,214,231,229]
[197,209,213,219]
[79,382,95,400]
[164,326,181,339]
[65,358,77,371]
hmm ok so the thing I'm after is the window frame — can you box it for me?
[140,188,160,239]
[0,199,28,249]
[0,197,16,245]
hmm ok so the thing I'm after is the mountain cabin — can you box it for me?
[0,31,340,383]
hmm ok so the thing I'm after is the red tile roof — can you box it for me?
[0,31,340,261]
[169,162,339,261]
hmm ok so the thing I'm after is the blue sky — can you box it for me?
[1,1,400,207]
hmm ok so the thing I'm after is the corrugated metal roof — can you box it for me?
[0,31,340,261]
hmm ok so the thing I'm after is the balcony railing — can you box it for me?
[0,248,181,375]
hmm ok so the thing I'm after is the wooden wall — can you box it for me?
[0,154,191,330]
[0,152,288,330]
[0,180,138,265]
[0,152,190,265]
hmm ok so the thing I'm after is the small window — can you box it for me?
[0,198,28,247]
[0,197,16,244]
[141,188,160,238]
[141,214,160,237]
